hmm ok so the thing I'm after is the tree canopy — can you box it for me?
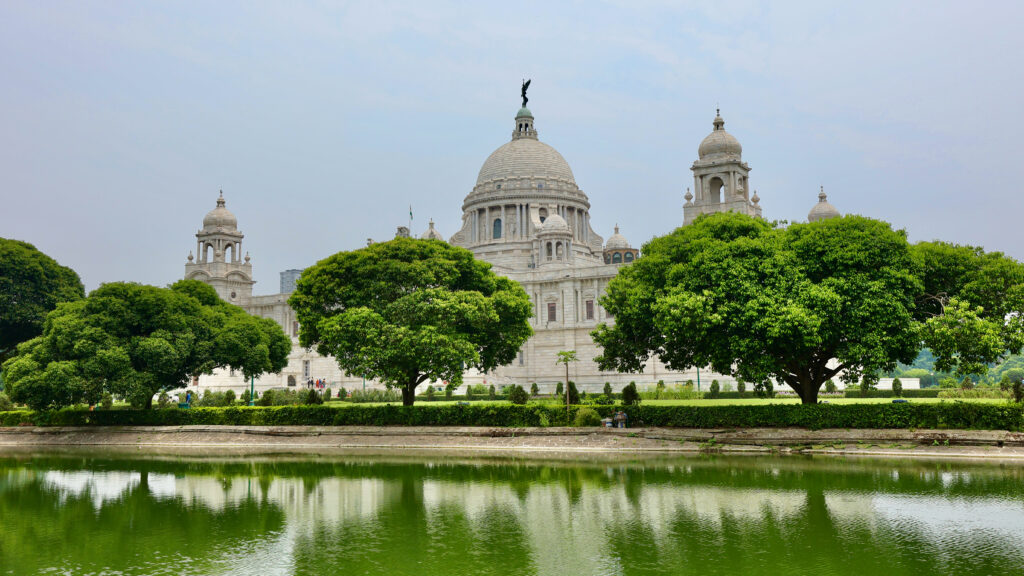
[1,280,290,409]
[0,238,85,362]
[912,241,1024,376]
[593,213,923,404]
[288,238,533,406]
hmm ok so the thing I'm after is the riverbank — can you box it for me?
[2,425,1024,460]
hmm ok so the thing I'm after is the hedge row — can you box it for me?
[0,401,1020,430]
[843,389,941,398]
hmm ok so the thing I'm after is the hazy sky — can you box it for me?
[2,1,1022,293]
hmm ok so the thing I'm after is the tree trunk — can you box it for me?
[402,380,417,406]
[796,377,821,404]
[144,394,154,410]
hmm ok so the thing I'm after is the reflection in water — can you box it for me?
[0,454,1022,576]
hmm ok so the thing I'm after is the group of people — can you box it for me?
[308,378,328,391]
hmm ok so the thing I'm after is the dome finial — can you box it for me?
[614,223,619,234]
[819,185,827,201]
[713,108,724,130]
[217,189,225,207]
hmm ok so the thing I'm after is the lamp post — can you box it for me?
[249,375,255,406]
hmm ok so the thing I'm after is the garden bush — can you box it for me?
[938,387,1009,399]
[224,390,236,404]
[425,386,435,401]
[844,388,940,398]
[1,401,1020,431]
[0,392,13,412]
[555,382,564,396]
[824,379,837,394]
[304,389,324,405]
[708,380,720,399]
[508,385,529,405]
[530,383,539,396]
[604,382,613,396]
[574,407,602,427]
[100,392,113,410]
[350,388,402,403]
[564,381,580,405]
[621,382,640,406]
[892,378,902,398]
[488,385,496,400]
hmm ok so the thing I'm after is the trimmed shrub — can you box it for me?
[892,378,903,398]
[508,385,529,405]
[224,390,236,405]
[961,376,975,390]
[621,382,640,406]
[555,382,564,397]
[241,389,253,405]
[304,389,324,405]
[938,388,1009,399]
[1,402,1020,431]
[530,383,539,396]
[737,379,746,394]
[100,392,113,410]
[350,388,402,403]
[824,379,837,394]
[488,385,496,400]
[574,407,602,427]
[755,381,774,399]
[604,382,613,396]
[324,388,332,401]
[157,392,170,409]
[339,387,348,400]
[0,392,13,412]
[844,388,940,398]
[564,381,580,405]
[708,380,720,399]
[444,383,454,401]
[425,386,435,401]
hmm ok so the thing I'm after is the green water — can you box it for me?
[1,451,1022,576]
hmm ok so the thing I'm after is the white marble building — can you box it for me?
[183,100,913,395]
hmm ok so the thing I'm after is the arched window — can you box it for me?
[204,243,213,262]
[709,177,725,204]
[225,243,234,263]
[546,242,553,260]
[604,253,611,264]
[287,375,296,387]
[493,218,502,239]
[612,252,623,264]
[624,252,634,263]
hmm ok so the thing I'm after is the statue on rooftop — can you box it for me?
[521,79,531,108]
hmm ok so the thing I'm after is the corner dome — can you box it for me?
[539,213,570,234]
[808,187,841,222]
[605,225,630,249]
[203,191,237,231]
[476,138,576,186]
[698,112,742,160]
[421,219,445,241]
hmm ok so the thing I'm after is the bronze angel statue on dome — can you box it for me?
[521,79,531,107]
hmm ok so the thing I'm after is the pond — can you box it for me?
[1,449,1022,575]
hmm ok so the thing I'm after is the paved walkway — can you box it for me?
[2,425,1024,460]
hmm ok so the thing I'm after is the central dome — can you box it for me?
[476,138,576,186]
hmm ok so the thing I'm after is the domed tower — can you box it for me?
[603,225,639,264]
[184,191,254,304]
[685,110,762,225]
[535,209,574,266]
[420,219,445,241]
[808,186,841,222]
[449,95,603,270]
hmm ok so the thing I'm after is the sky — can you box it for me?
[2,1,1023,293]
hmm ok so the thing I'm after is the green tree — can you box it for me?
[288,238,533,406]
[0,238,85,362]
[1,280,289,410]
[892,378,903,397]
[708,380,720,399]
[914,241,1024,376]
[604,381,613,396]
[530,382,539,396]
[556,350,578,414]
[824,379,837,394]
[594,213,922,404]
